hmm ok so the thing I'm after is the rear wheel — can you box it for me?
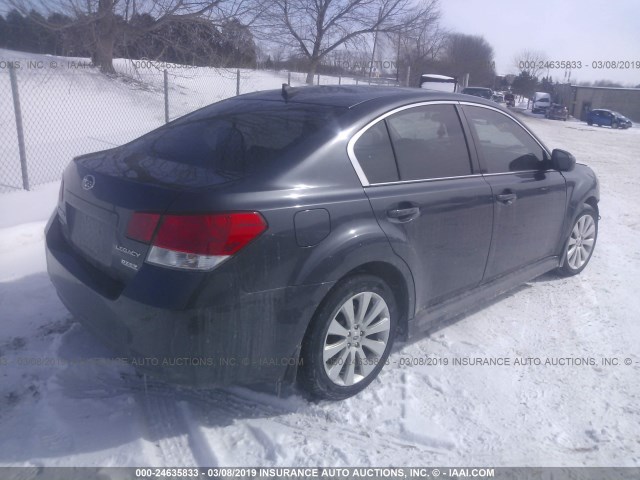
[557,205,598,276]
[587,120,593,126]
[298,274,398,400]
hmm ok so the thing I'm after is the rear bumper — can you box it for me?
[45,212,333,388]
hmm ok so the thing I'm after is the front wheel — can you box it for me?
[298,274,398,400]
[557,205,598,276]
[612,121,619,129]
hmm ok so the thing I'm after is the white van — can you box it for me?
[532,92,551,114]
[420,74,457,93]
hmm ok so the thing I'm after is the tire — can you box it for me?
[298,274,398,400]
[587,121,593,126]
[612,122,619,129]
[557,205,598,277]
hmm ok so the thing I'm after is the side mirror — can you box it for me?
[551,149,576,172]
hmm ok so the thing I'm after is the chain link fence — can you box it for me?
[1,55,401,193]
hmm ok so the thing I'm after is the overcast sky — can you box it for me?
[439,0,640,86]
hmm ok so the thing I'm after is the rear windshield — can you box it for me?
[78,100,347,187]
[139,100,346,174]
[77,99,348,187]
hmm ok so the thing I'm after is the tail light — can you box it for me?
[126,212,267,271]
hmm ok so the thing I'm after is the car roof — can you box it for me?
[235,85,495,109]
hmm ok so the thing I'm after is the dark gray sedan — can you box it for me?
[46,86,600,400]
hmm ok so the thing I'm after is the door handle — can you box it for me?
[496,193,517,205]
[387,206,420,222]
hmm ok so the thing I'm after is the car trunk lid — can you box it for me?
[58,147,234,284]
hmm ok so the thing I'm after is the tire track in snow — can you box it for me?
[178,401,219,467]
[180,385,450,463]
[137,378,216,467]
[62,368,456,464]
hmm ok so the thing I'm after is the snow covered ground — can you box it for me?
[0,49,363,192]
[1,69,640,467]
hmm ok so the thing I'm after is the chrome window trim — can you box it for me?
[347,100,553,188]
[366,170,557,188]
[482,169,557,178]
[365,174,483,187]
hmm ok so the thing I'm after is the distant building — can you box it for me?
[556,85,640,122]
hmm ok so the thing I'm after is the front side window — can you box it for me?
[385,105,472,181]
[463,106,546,173]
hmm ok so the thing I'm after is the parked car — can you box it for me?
[461,86,493,99]
[546,104,568,121]
[504,93,515,107]
[531,92,551,114]
[492,93,505,104]
[46,86,600,400]
[587,109,633,129]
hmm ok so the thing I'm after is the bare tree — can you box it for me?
[8,0,249,73]
[513,49,548,79]
[257,0,441,84]
[393,5,442,62]
[390,6,444,84]
[440,33,495,87]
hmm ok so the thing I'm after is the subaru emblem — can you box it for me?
[82,175,95,190]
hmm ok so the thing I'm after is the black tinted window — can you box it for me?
[353,121,399,183]
[463,88,492,99]
[385,105,472,180]
[134,102,345,175]
[464,106,546,173]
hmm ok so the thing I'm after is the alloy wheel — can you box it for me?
[567,214,596,270]
[322,292,391,386]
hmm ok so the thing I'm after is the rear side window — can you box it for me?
[464,106,546,173]
[385,105,472,181]
[352,120,399,184]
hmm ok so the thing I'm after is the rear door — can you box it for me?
[460,104,566,281]
[350,102,493,313]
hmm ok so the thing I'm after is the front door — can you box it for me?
[460,105,567,280]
